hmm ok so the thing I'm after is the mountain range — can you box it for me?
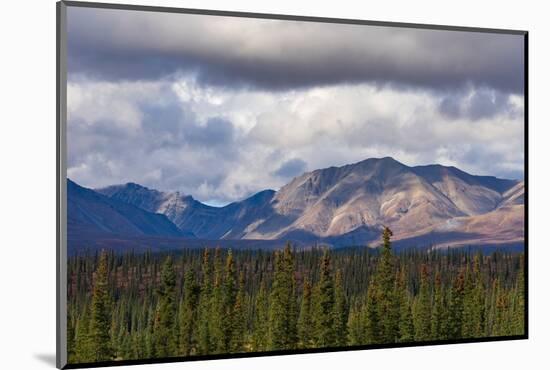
[67,157,524,253]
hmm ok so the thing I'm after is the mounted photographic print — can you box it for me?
[56,1,528,368]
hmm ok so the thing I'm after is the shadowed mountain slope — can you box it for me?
[67,180,193,250]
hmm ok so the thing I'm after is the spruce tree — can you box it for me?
[268,244,298,350]
[413,264,432,341]
[347,298,366,345]
[131,332,142,359]
[298,278,314,348]
[486,278,499,336]
[231,271,247,352]
[494,279,510,336]
[221,250,237,352]
[431,271,446,340]
[179,268,200,356]
[461,264,474,338]
[210,247,224,353]
[111,297,127,360]
[252,280,269,351]
[314,250,336,347]
[144,304,155,358]
[153,256,178,357]
[446,269,465,339]
[462,256,485,338]
[364,278,380,344]
[334,269,348,346]
[397,268,414,343]
[74,303,93,363]
[197,249,212,354]
[376,227,400,343]
[89,250,114,361]
[512,255,525,335]
[119,333,132,360]
[283,244,299,348]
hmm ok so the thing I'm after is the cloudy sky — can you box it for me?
[67,6,525,206]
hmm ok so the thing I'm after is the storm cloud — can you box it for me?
[67,7,524,93]
[66,6,525,205]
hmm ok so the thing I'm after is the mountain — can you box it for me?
[67,179,194,252]
[94,157,524,250]
[499,181,525,208]
[252,157,466,240]
[411,164,517,215]
[98,183,276,239]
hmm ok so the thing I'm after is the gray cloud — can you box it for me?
[439,88,524,121]
[67,79,524,206]
[66,81,246,204]
[185,117,235,147]
[67,7,524,93]
[273,158,308,179]
[65,7,525,205]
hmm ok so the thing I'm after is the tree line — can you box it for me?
[67,228,525,364]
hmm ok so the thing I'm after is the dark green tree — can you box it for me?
[268,244,298,350]
[431,271,446,340]
[413,264,432,341]
[144,305,155,358]
[231,271,247,352]
[364,278,380,344]
[73,303,92,362]
[197,249,213,354]
[252,280,269,351]
[376,227,400,343]
[494,279,510,336]
[179,268,200,356]
[154,256,178,357]
[334,269,348,346]
[210,248,224,352]
[313,250,336,347]
[462,256,485,338]
[298,278,314,348]
[89,251,114,361]
[397,268,414,343]
[512,255,525,335]
[347,299,365,345]
[220,250,237,352]
[445,268,465,339]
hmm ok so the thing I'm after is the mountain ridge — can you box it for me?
[67,179,195,252]
[87,157,523,250]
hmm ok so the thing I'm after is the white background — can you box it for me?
[1,0,547,369]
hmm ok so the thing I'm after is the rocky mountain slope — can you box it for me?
[94,157,524,249]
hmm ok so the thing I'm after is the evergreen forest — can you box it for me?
[67,228,525,364]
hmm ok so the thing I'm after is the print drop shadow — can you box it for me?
[34,353,56,367]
